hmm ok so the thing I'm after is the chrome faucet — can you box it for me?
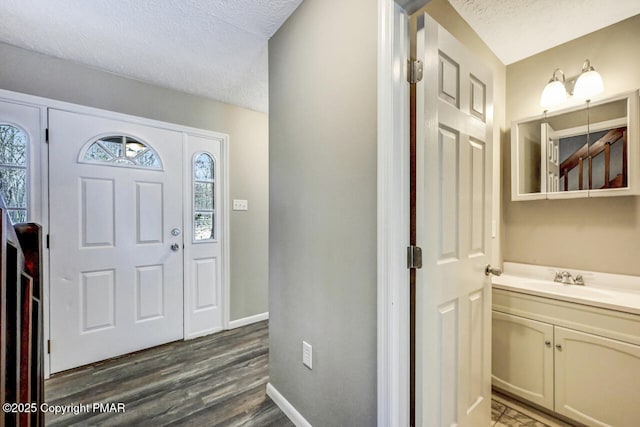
[554,271,585,286]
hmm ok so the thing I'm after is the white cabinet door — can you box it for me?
[555,327,640,427]
[491,311,554,410]
[49,109,184,373]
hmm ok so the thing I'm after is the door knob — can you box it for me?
[556,344,563,351]
[545,340,552,347]
[485,264,503,276]
[171,243,180,252]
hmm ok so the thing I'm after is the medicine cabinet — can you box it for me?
[511,90,639,200]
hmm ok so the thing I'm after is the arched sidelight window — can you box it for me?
[81,135,162,169]
[0,124,28,223]
[193,152,215,241]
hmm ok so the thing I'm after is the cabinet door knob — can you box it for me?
[555,344,563,351]
[545,340,551,347]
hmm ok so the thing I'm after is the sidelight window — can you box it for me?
[193,152,215,241]
[0,124,28,223]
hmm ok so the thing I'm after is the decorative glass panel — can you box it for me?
[0,124,28,223]
[194,212,214,241]
[0,125,27,166]
[194,153,214,180]
[85,143,113,162]
[0,168,26,208]
[193,153,215,241]
[82,135,162,169]
[195,182,214,210]
[8,210,26,224]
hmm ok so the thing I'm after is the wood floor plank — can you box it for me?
[45,321,293,426]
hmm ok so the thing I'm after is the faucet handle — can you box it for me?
[574,274,585,286]
[554,271,563,283]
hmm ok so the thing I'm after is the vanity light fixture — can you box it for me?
[540,68,568,109]
[573,59,604,101]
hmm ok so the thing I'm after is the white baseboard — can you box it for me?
[227,311,269,329]
[266,383,312,427]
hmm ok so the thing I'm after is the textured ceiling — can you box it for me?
[448,0,640,65]
[3,1,638,112]
[0,0,303,112]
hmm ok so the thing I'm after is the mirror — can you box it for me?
[511,91,638,200]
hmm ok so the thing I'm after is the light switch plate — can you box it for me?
[302,341,312,369]
[233,199,248,211]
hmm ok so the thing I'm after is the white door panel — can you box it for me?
[49,109,184,373]
[415,14,493,427]
[183,134,223,338]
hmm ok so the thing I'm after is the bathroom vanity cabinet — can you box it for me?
[492,288,640,426]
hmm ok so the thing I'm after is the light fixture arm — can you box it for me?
[549,68,566,84]
[581,59,595,73]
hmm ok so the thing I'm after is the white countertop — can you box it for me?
[492,263,640,316]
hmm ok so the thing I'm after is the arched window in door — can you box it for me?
[193,152,215,241]
[81,135,162,170]
[0,124,28,223]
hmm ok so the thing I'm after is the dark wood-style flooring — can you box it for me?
[45,321,293,426]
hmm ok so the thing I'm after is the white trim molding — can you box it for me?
[228,311,269,330]
[377,0,417,425]
[266,383,312,427]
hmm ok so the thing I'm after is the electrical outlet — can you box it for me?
[302,341,312,369]
[233,199,248,211]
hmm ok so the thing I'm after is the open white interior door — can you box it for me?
[414,13,493,427]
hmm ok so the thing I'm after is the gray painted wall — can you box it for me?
[268,0,378,424]
[0,41,268,321]
[504,14,640,275]
[268,0,506,424]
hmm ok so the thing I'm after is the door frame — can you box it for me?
[377,1,430,425]
[377,1,416,425]
[0,88,231,378]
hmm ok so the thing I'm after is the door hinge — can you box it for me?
[45,128,49,143]
[407,246,423,269]
[47,340,51,354]
[408,60,423,84]
[46,234,50,249]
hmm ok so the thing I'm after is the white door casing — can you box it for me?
[183,133,224,338]
[49,109,184,373]
[415,13,493,427]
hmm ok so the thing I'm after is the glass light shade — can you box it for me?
[573,69,604,100]
[540,80,568,108]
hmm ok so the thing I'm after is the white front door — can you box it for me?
[415,14,493,426]
[49,109,184,373]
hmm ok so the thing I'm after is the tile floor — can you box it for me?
[491,391,576,427]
